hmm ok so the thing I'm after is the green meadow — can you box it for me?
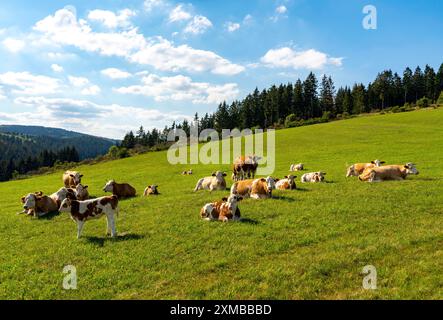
[0,108,442,300]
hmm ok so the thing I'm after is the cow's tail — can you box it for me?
[194,178,204,192]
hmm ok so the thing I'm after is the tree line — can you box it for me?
[120,61,443,149]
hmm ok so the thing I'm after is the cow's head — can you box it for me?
[285,175,297,188]
[404,163,419,175]
[69,172,83,186]
[246,155,262,165]
[212,171,227,179]
[225,194,243,211]
[371,160,386,167]
[103,180,115,192]
[200,203,213,219]
[346,165,356,177]
[59,198,72,213]
[22,193,38,210]
[148,185,159,194]
[76,184,89,198]
[314,172,326,182]
[265,176,276,190]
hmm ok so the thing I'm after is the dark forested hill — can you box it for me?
[0,125,117,161]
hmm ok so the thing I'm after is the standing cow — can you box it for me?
[232,155,261,181]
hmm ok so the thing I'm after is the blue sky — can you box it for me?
[0,0,442,138]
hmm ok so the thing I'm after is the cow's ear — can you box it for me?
[222,197,228,202]
[380,161,386,164]
[260,178,266,182]
[238,196,243,201]
[212,172,216,176]
[21,197,25,203]
[70,174,75,178]
[84,185,88,189]
[284,176,288,179]
[80,174,84,178]
[223,173,227,177]
[371,161,375,164]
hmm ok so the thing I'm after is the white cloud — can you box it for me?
[144,0,164,12]
[184,15,212,35]
[169,5,192,22]
[276,5,288,14]
[0,72,61,95]
[88,9,136,29]
[10,96,190,138]
[261,47,343,70]
[0,86,6,100]
[101,68,132,79]
[33,8,243,75]
[226,22,240,32]
[68,76,90,87]
[2,38,25,53]
[243,14,253,25]
[81,85,101,96]
[115,74,239,104]
[51,64,64,73]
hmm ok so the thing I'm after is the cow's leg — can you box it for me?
[108,214,117,238]
[77,221,85,239]
[106,215,111,236]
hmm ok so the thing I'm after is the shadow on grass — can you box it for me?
[85,232,144,246]
[272,195,296,202]
[239,218,260,225]
[38,211,61,220]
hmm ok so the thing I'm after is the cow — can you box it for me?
[182,169,193,175]
[359,163,419,182]
[50,187,77,206]
[143,185,159,196]
[20,193,58,218]
[232,155,261,181]
[346,160,385,177]
[276,175,297,190]
[194,171,227,192]
[103,180,136,198]
[231,176,276,199]
[59,196,119,239]
[200,195,243,222]
[75,184,89,201]
[301,172,326,183]
[63,171,83,188]
[290,163,304,172]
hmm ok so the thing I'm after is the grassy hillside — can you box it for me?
[0,108,442,300]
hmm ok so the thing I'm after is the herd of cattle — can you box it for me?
[18,157,419,238]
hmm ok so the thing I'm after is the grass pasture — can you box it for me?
[0,108,443,299]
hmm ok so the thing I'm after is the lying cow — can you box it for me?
[301,172,326,183]
[50,187,77,206]
[103,180,136,198]
[276,175,297,190]
[290,163,304,172]
[200,195,243,222]
[194,171,227,192]
[346,160,385,177]
[182,169,193,175]
[143,185,159,196]
[20,192,58,218]
[231,176,276,199]
[232,155,261,181]
[63,171,83,188]
[359,163,419,182]
[59,196,119,239]
[75,184,89,201]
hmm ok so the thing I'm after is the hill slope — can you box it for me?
[0,108,442,299]
[0,125,117,161]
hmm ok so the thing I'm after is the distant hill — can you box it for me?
[0,125,118,161]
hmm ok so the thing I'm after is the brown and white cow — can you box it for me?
[290,163,304,172]
[231,176,276,199]
[75,184,89,201]
[103,180,136,198]
[50,187,77,207]
[20,192,58,218]
[182,169,193,175]
[232,155,261,181]
[359,163,419,182]
[194,171,227,192]
[346,160,385,177]
[143,185,159,196]
[63,171,83,188]
[301,172,326,183]
[276,175,297,190]
[200,194,243,222]
[59,195,119,239]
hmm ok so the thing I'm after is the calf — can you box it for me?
[290,163,304,172]
[200,195,243,222]
[182,169,193,175]
[232,155,261,181]
[75,184,89,201]
[194,171,227,192]
[59,196,119,239]
[359,163,419,182]
[346,160,385,177]
[63,171,83,188]
[50,187,77,206]
[103,180,136,198]
[276,175,297,190]
[143,185,159,196]
[301,172,326,183]
[20,193,58,218]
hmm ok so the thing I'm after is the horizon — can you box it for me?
[0,0,442,139]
